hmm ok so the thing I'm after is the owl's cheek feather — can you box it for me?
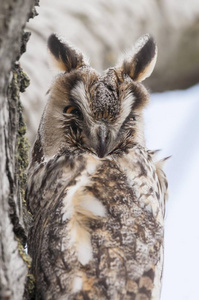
[72,275,83,293]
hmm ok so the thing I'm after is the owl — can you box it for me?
[26,34,168,300]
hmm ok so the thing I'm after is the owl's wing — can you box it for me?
[25,137,72,214]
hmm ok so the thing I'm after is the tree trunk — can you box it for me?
[0,1,38,299]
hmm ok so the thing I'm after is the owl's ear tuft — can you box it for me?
[48,34,87,72]
[121,34,157,82]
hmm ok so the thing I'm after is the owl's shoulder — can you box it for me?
[114,145,168,215]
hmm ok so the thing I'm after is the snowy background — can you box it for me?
[146,85,199,300]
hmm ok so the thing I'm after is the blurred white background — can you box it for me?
[21,1,199,299]
[145,85,199,300]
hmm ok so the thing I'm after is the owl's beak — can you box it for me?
[96,126,109,158]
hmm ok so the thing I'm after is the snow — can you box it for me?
[144,84,199,300]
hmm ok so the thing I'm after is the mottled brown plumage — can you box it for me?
[26,34,168,300]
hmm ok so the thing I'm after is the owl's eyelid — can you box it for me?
[68,97,83,111]
[63,104,83,120]
[127,112,137,122]
[132,114,137,121]
[119,113,137,131]
[63,105,75,114]
[64,105,77,113]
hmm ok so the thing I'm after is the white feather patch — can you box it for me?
[86,154,101,173]
[62,156,105,265]
[113,91,135,132]
[71,82,91,116]
[62,174,89,221]
[120,92,135,122]
[73,275,83,293]
[79,195,106,218]
[71,222,93,265]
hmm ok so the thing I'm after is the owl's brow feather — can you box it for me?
[70,81,93,117]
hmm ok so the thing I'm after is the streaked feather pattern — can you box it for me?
[26,34,168,300]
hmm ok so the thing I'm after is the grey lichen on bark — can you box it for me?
[0,0,39,299]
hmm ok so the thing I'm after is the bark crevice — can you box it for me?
[0,1,38,299]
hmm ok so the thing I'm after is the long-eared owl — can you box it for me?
[26,33,168,300]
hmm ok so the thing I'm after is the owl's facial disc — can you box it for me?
[42,34,156,158]
[68,76,119,158]
[68,72,145,158]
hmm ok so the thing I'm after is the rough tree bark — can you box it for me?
[0,1,38,299]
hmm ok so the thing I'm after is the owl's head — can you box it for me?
[39,34,157,158]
